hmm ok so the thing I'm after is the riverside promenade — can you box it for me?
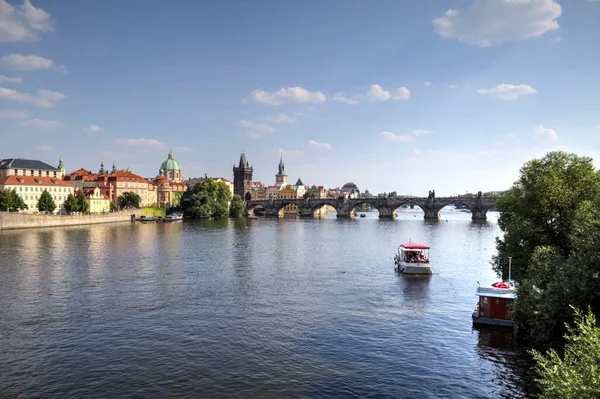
[0,210,143,231]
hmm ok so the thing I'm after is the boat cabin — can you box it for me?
[399,243,430,264]
[472,282,517,327]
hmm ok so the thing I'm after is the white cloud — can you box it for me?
[446,84,459,89]
[424,81,432,87]
[0,87,65,107]
[433,0,562,47]
[533,124,559,140]
[378,131,414,142]
[413,148,423,155]
[115,138,167,148]
[0,109,29,119]
[277,148,304,157]
[265,113,299,124]
[2,54,53,71]
[367,84,410,101]
[35,144,53,151]
[477,83,537,100]
[237,120,276,138]
[83,124,103,133]
[248,87,326,106]
[308,140,333,150]
[0,75,23,84]
[412,129,433,136]
[332,92,360,105]
[0,0,53,42]
[20,118,64,128]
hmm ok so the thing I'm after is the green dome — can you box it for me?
[160,151,181,171]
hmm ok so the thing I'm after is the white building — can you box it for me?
[0,158,75,213]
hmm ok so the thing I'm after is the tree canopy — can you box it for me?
[37,190,56,213]
[65,191,90,213]
[118,192,141,209]
[532,308,600,399]
[181,179,232,219]
[0,189,28,211]
[229,194,245,218]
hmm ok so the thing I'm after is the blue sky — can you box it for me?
[1,0,599,195]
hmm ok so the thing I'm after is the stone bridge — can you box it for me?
[246,192,498,220]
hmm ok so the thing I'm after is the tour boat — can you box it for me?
[394,242,432,275]
[164,213,183,222]
[472,280,517,327]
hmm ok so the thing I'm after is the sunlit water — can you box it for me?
[0,211,534,398]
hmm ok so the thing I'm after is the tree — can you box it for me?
[229,194,245,218]
[0,189,27,211]
[110,202,117,212]
[303,191,315,199]
[532,307,600,399]
[493,151,600,281]
[37,190,56,213]
[64,193,79,213]
[75,191,89,214]
[118,191,141,209]
[180,179,233,219]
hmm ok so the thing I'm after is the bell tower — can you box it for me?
[275,155,287,187]
[233,152,253,200]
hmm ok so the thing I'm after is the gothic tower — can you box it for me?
[275,155,287,187]
[233,152,253,200]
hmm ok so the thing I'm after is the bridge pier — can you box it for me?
[471,207,488,221]
[299,206,315,217]
[378,206,395,219]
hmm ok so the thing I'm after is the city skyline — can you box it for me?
[1,0,600,195]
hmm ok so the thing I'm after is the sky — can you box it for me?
[1,0,599,196]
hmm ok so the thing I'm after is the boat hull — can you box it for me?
[472,314,513,327]
[394,257,432,275]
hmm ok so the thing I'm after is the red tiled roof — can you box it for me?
[64,168,93,179]
[0,175,75,187]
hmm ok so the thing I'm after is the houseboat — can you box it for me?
[394,242,432,275]
[472,281,517,327]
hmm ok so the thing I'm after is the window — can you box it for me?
[46,171,49,176]
[30,170,34,176]
[53,172,57,177]
[14,169,18,175]
[38,170,42,176]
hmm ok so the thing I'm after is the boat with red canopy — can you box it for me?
[472,280,517,327]
[394,242,432,275]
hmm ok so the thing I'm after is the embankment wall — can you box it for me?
[0,211,143,231]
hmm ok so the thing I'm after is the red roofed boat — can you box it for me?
[472,281,517,327]
[394,242,432,275]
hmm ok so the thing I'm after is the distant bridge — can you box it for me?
[246,192,498,220]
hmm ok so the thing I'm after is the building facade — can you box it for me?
[0,158,75,213]
[233,152,253,200]
[156,152,187,207]
[84,187,111,213]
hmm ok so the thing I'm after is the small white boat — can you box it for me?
[472,280,517,327]
[394,242,432,275]
[164,213,183,222]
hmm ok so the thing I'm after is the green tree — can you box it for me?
[532,307,600,399]
[37,190,57,213]
[303,191,315,199]
[229,194,245,218]
[0,189,27,211]
[118,191,141,209]
[64,193,79,213]
[493,151,600,281]
[180,179,233,219]
[75,191,89,214]
[110,202,117,212]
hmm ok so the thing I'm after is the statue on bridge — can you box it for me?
[428,190,435,199]
[477,191,482,200]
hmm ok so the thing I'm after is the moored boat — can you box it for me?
[139,215,159,223]
[394,242,432,275]
[472,281,517,327]
[164,213,183,222]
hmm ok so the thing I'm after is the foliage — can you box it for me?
[229,194,245,218]
[37,190,56,213]
[75,191,89,214]
[64,193,78,213]
[171,191,184,207]
[118,191,141,209]
[110,202,117,212]
[532,307,600,399]
[0,189,28,210]
[143,207,166,217]
[493,151,600,281]
[303,191,315,199]
[180,179,232,219]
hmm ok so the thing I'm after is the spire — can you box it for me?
[58,155,64,169]
[111,160,116,173]
[278,155,285,175]
[295,177,303,186]
[238,152,249,168]
[168,151,174,160]
[99,159,106,174]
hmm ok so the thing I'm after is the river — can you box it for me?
[0,211,535,398]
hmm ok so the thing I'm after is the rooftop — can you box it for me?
[0,158,58,171]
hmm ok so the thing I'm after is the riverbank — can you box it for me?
[0,210,143,231]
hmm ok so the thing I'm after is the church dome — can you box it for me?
[342,182,359,191]
[160,151,181,171]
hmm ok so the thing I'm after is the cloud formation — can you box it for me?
[20,118,64,128]
[332,93,360,105]
[0,0,53,42]
[412,129,433,136]
[83,124,103,133]
[115,138,167,148]
[367,84,410,102]
[0,87,65,107]
[0,75,23,84]
[237,120,276,138]
[248,87,326,106]
[533,124,559,140]
[433,0,562,47]
[2,54,53,71]
[477,83,537,100]
[308,140,333,150]
[378,131,414,142]
[0,109,29,119]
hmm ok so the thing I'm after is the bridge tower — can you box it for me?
[275,155,288,187]
[233,152,253,201]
